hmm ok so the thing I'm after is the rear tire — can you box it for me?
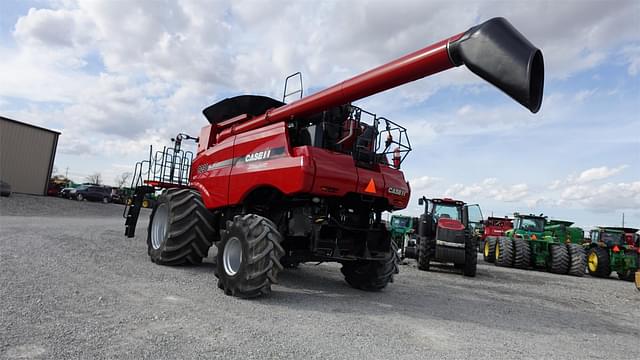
[513,238,531,269]
[147,188,215,265]
[417,236,433,271]
[463,236,477,277]
[77,194,84,201]
[341,246,398,291]
[617,270,634,281]
[587,247,611,278]
[483,237,497,263]
[215,214,284,298]
[548,244,570,274]
[566,243,586,277]
[495,237,513,267]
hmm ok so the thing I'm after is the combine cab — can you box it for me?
[405,197,482,276]
[586,227,640,281]
[124,17,544,297]
[484,213,586,276]
[481,216,513,261]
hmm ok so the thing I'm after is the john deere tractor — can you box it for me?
[486,213,586,276]
[389,215,416,258]
[586,227,639,281]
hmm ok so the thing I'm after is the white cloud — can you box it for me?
[558,181,640,212]
[576,165,628,183]
[445,179,529,203]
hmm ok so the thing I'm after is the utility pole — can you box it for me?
[622,212,625,227]
[65,167,69,178]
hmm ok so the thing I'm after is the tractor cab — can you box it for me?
[417,197,483,241]
[590,228,625,248]
[509,213,546,240]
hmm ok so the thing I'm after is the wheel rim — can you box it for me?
[143,200,149,208]
[223,237,243,276]
[151,204,168,250]
[495,242,500,260]
[484,241,490,257]
[103,197,108,203]
[588,252,598,272]
[78,194,83,201]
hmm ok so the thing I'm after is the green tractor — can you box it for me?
[586,227,640,281]
[389,215,416,258]
[486,213,586,276]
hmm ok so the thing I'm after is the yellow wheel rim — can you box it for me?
[126,198,132,205]
[588,252,598,272]
[484,241,490,257]
[142,200,150,208]
[495,242,500,260]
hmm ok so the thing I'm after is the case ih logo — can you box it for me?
[245,149,272,162]
[388,187,407,197]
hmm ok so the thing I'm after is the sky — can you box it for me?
[0,0,638,230]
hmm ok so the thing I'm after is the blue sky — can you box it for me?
[0,0,638,230]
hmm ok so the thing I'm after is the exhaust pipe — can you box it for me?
[448,17,544,113]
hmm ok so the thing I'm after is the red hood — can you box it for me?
[438,218,465,231]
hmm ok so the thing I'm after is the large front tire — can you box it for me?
[495,237,514,267]
[483,237,497,263]
[566,243,586,277]
[341,247,398,291]
[463,236,477,277]
[513,238,531,269]
[147,188,215,265]
[215,214,284,298]
[587,247,611,278]
[417,236,433,271]
[548,244,570,274]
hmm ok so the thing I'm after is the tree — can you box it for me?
[115,172,132,188]
[85,173,102,185]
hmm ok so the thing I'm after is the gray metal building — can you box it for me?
[0,116,60,195]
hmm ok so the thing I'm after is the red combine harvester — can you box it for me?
[481,216,514,261]
[125,17,544,298]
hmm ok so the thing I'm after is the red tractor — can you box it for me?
[125,18,544,298]
[480,216,514,261]
[404,197,483,276]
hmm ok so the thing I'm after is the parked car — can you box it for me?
[59,188,75,199]
[0,180,11,197]
[71,185,113,203]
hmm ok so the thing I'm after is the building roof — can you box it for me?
[0,116,61,135]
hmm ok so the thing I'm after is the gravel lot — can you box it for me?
[1,194,639,359]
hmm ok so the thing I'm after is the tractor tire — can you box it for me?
[617,270,635,281]
[566,243,586,277]
[463,236,477,277]
[391,240,401,274]
[495,237,514,267]
[147,188,215,265]
[548,244,570,274]
[513,238,531,269]
[341,247,398,291]
[483,237,497,263]
[215,214,284,298]
[587,247,611,278]
[417,236,433,271]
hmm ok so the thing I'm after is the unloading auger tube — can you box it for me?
[215,17,544,143]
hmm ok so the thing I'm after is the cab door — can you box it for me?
[463,204,484,233]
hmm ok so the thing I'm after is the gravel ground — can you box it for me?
[1,194,639,359]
